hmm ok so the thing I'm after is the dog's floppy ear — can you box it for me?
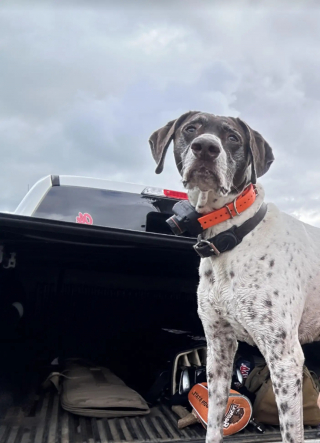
[149,111,199,174]
[234,118,275,181]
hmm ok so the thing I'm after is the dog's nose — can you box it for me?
[191,138,221,160]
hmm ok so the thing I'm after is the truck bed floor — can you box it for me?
[1,390,320,443]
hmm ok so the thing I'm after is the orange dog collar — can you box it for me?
[198,184,257,230]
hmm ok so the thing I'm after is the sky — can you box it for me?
[1,1,320,225]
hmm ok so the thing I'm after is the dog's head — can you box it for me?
[149,111,274,201]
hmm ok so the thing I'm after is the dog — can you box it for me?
[149,111,320,443]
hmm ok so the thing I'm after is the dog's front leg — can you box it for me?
[201,317,238,443]
[258,336,304,443]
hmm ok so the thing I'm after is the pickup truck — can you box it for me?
[0,175,319,443]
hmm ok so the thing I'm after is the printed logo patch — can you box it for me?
[76,212,93,225]
[223,403,244,428]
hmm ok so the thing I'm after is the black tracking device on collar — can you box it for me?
[166,200,203,237]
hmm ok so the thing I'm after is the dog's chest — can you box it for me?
[196,208,320,346]
[197,255,254,344]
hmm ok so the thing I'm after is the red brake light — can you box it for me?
[163,189,188,200]
[141,187,188,200]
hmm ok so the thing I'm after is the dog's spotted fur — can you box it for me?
[149,112,320,443]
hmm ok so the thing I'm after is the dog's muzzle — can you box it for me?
[191,135,222,161]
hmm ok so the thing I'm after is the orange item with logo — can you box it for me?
[188,383,252,436]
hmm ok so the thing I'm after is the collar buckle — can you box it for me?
[193,239,221,258]
[193,203,268,259]
[233,197,240,216]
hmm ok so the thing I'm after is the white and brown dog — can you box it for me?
[149,111,320,443]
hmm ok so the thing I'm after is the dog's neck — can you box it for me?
[188,182,265,238]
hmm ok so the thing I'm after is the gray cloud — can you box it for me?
[1,1,320,227]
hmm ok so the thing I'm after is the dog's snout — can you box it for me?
[191,137,221,160]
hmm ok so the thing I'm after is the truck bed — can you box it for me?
[1,380,320,443]
[1,213,320,443]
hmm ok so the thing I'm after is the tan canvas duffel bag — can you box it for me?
[245,364,320,426]
[44,359,150,418]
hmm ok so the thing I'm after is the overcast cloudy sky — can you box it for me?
[1,1,320,225]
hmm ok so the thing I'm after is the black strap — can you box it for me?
[193,203,267,258]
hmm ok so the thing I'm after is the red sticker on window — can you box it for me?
[76,212,93,225]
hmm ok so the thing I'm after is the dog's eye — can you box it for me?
[228,135,239,142]
[185,126,196,133]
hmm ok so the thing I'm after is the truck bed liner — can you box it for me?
[1,390,320,443]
